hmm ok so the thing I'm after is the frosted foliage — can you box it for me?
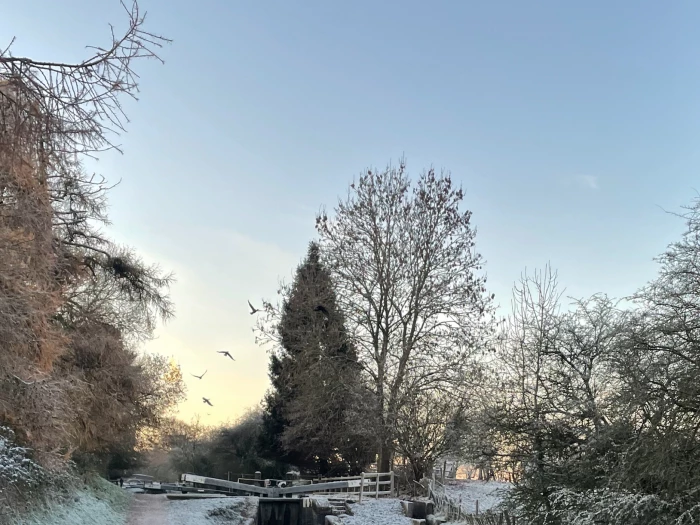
[547,488,700,525]
[0,426,44,492]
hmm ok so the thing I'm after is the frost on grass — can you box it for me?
[10,476,129,525]
[166,496,258,525]
[440,480,512,514]
[343,498,412,525]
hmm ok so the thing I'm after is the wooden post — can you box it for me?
[375,472,379,498]
[476,499,479,515]
[359,472,364,503]
[390,470,395,497]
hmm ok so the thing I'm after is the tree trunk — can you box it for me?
[410,459,425,482]
[378,443,392,473]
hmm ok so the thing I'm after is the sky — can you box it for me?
[2,0,700,426]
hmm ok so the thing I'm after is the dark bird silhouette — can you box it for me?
[314,304,329,316]
[248,300,260,315]
[202,397,213,406]
[217,350,235,361]
[191,370,207,380]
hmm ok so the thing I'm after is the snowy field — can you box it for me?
[440,480,512,514]
[340,481,511,525]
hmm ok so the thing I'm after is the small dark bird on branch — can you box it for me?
[314,304,329,316]
[217,350,235,361]
[202,397,213,406]
[191,370,207,380]
[248,300,260,315]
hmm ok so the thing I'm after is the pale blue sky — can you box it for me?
[3,0,699,423]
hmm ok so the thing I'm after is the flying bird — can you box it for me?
[202,397,213,406]
[248,300,260,315]
[191,370,207,380]
[217,350,235,361]
[314,304,329,316]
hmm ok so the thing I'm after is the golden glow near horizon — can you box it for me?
[132,231,303,429]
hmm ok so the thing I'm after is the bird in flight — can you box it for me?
[191,370,207,380]
[314,304,330,316]
[217,350,235,361]
[202,397,213,406]
[248,300,260,315]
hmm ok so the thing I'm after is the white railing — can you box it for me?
[181,471,395,499]
[307,471,395,501]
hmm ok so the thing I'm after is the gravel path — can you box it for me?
[127,494,169,525]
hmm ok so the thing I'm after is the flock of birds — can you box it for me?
[193,300,261,409]
[192,299,331,411]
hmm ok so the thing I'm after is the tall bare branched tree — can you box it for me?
[315,160,494,474]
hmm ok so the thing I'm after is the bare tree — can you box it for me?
[491,265,562,514]
[316,160,493,473]
[491,267,630,518]
[393,378,472,481]
[0,0,169,157]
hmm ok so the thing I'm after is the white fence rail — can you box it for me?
[181,471,395,499]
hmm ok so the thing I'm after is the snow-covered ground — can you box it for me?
[440,480,512,514]
[127,494,256,525]
[343,498,413,525]
[166,496,256,525]
[340,481,511,525]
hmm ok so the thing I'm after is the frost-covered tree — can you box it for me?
[0,1,179,477]
[613,197,700,499]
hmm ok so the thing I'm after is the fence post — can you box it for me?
[476,499,479,515]
[390,470,395,497]
[375,472,379,498]
[359,472,364,503]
